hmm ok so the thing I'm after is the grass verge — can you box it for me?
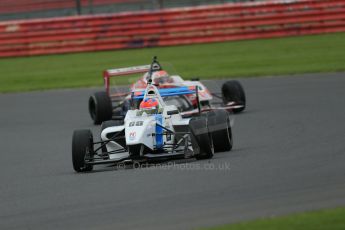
[1,32,345,93]
[204,207,345,230]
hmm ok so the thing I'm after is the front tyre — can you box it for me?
[89,92,112,125]
[72,129,94,172]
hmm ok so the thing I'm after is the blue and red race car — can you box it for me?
[88,57,246,124]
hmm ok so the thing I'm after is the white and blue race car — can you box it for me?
[72,59,235,172]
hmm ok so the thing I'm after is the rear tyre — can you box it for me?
[207,110,233,152]
[89,92,112,125]
[222,80,246,113]
[72,129,94,172]
[189,116,214,160]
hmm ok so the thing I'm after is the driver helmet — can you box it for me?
[140,98,159,110]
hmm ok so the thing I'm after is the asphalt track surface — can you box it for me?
[0,73,345,230]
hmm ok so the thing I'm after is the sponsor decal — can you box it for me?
[129,131,136,140]
[136,121,144,126]
[129,121,144,127]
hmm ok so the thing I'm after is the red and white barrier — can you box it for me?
[0,0,344,57]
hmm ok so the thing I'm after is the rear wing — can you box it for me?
[103,65,151,95]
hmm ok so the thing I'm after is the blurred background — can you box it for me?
[0,0,259,21]
[1,0,344,58]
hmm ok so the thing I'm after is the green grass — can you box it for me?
[204,207,345,230]
[1,32,345,93]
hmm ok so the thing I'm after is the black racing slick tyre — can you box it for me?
[189,116,214,160]
[89,92,112,125]
[222,80,246,113]
[72,129,94,172]
[207,110,233,152]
